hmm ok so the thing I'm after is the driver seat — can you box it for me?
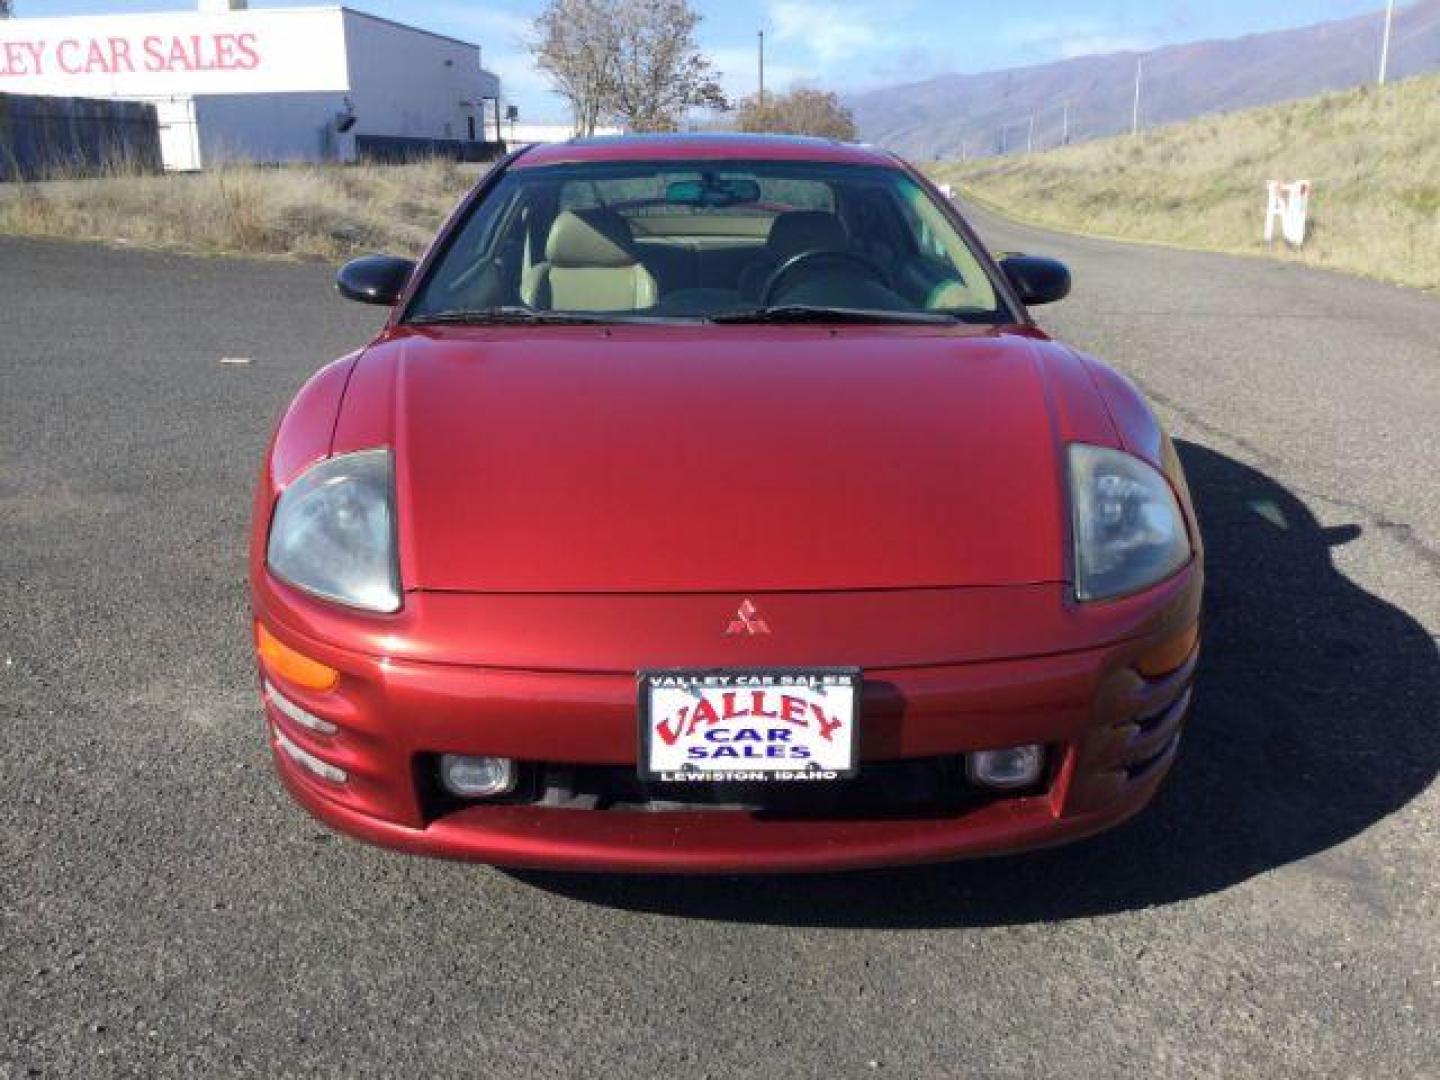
[522,209,658,312]
[738,210,849,300]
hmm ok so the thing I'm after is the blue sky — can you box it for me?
[24,0,1390,122]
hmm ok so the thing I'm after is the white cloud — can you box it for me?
[426,3,535,45]
[769,0,875,66]
[1005,20,1156,60]
[1054,33,1154,59]
[760,0,934,91]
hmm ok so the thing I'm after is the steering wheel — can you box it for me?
[759,249,892,306]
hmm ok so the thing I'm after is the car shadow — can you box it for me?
[511,440,1439,926]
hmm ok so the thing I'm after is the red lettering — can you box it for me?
[749,690,778,720]
[85,38,111,74]
[655,705,688,747]
[779,695,810,725]
[235,32,259,70]
[195,34,220,71]
[811,704,842,741]
[689,698,722,732]
[142,36,166,72]
[214,34,237,70]
[167,37,193,71]
[1,40,46,77]
[109,37,134,74]
[57,38,83,74]
[721,692,749,722]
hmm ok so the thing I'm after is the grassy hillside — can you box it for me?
[0,158,475,261]
[859,0,1440,161]
[929,75,1440,291]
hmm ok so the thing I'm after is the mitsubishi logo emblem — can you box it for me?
[725,599,771,636]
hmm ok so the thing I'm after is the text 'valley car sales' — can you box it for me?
[0,33,261,78]
[641,671,861,782]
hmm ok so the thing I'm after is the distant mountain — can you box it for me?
[851,0,1440,160]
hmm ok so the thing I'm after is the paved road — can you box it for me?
[1,220,1436,1079]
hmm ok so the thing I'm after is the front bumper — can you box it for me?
[253,570,1200,874]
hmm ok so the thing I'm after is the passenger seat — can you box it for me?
[521,209,659,312]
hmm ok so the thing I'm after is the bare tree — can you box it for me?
[735,88,857,141]
[530,0,725,136]
[531,0,619,137]
[608,0,726,132]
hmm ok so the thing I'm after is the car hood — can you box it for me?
[338,326,1108,594]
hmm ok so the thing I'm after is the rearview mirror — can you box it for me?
[999,255,1071,307]
[336,255,417,306]
[665,176,762,207]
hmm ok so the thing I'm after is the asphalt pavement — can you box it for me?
[1,216,1437,1078]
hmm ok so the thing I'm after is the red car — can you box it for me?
[250,134,1202,873]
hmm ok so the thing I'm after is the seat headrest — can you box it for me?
[545,209,640,268]
[767,211,848,259]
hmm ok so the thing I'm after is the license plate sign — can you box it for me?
[638,669,860,783]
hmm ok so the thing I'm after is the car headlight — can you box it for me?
[266,448,400,613]
[1069,443,1191,601]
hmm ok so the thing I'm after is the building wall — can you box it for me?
[194,92,353,167]
[341,11,498,145]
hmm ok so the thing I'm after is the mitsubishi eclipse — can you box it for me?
[250,134,1202,873]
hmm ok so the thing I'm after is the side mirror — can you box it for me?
[336,255,417,306]
[999,255,1071,307]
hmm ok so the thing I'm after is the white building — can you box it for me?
[0,1,502,170]
[506,123,626,148]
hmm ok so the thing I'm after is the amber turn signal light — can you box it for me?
[1136,622,1199,680]
[255,623,340,692]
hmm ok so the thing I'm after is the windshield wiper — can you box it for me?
[708,304,956,325]
[406,306,632,326]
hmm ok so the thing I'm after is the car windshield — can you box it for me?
[405,159,1010,325]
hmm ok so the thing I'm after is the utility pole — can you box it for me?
[1026,114,1035,153]
[1132,57,1144,135]
[1062,100,1070,145]
[758,30,765,108]
[1378,0,1395,85]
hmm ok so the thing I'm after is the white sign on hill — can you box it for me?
[1265,180,1311,247]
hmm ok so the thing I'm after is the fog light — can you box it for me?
[439,754,516,798]
[264,680,338,735]
[272,726,347,784]
[967,745,1045,789]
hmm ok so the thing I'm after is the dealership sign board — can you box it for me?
[0,10,350,97]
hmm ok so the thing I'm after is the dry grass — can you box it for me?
[0,157,483,261]
[928,74,1440,292]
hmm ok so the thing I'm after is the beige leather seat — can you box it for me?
[521,209,658,312]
